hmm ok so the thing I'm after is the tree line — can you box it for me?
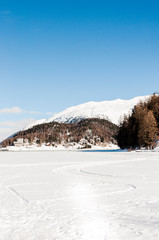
[117,94,159,149]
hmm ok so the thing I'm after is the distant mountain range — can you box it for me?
[24,95,149,130]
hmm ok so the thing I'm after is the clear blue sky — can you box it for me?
[0,0,159,140]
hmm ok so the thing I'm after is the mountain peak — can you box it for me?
[43,95,150,126]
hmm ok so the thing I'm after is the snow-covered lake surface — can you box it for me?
[0,151,159,240]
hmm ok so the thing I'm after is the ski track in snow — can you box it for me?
[0,151,159,239]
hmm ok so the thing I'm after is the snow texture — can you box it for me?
[45,95,150,125]
[23,119,46,130]
[0,151,159,239]
[23,96,150,131]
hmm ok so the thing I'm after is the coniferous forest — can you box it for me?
[117,94,159,149]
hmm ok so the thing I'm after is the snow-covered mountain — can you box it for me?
[23,119,46,130]
[44,96,149,125]
[24,95,149,131]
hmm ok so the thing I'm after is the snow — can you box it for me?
[3,144,119,152]
[14,95,149,133]
[4,143,119,151]
[23,119,46,130]
[0,151,159,239]
[45,95,150,125]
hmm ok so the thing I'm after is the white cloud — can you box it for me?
[24,110,43,115]
[0,128,16,142]
[24,110,53,115]
[0,119,35,142]
[0,106,52,115]
[0,106,53,142]
[0,119,35,128]
[0,107,22,114]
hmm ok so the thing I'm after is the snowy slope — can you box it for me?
[23,95,149,131]
[23,119,46,130]
[45,95,149,125]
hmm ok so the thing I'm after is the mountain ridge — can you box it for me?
[27,95,149,129]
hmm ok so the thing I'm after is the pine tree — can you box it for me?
[138,110,158,149]
[147,94,159,128]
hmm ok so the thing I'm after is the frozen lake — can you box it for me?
[0,151,159,240]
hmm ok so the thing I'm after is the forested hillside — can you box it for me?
[2,118,118,149]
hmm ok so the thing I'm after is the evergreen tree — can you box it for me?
[117,94,159,149]
[138,110,158,149]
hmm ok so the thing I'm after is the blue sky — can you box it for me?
[0,0,159,140]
